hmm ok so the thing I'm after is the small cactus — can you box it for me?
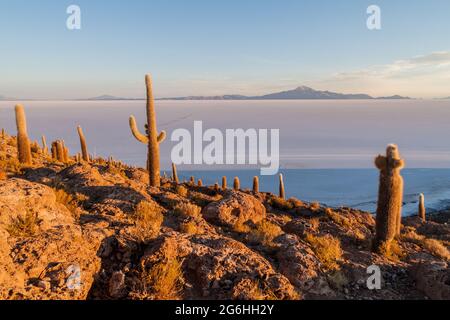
[128,74,166,187]
[51,142,57,160]
[253,176,259,193]
[55,141,64,162]
[41,135,48,154]
[373,144,405,254]
[77,125,89,162]
[418,193,426,222]
[222,176,227,190]
[279,173,285,199]
[14,104,32,165]
[214,183,220,192]
[172,163,179,184]
[62,141,69,163]
[198,179,203,187]
[233,177,240,191]
[190,176,195,185]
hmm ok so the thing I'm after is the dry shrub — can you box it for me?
[173,202,201,218]
[6,210,41,237]
[134,201,164,241]
[305,233,343,270]
[421,239,449,260]
[249,220,283,246]
[326,208,352,229]
[175,185,188,197]
[0,169,7,180]
[309,217,321,231]
[54,188,78,218]
[279,215,293,224]
[232,279,282,300]
[269,197,295,211]
[0,157,21,174]
[106,164,126,178]
[30,142,40,154]
[402,229,449,260]
[327,270,349,290]
[180,220,200,235]
[7,138,16,147]
[233,220,251,233]
[142,257,184,299]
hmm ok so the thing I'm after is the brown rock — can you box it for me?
[202,191,266,228]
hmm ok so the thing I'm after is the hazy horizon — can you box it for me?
[1,0,450,99]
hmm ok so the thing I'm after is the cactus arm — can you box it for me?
[129,115,148,144]
[157,130,166,143]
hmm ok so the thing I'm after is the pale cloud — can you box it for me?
[319,51,450,98]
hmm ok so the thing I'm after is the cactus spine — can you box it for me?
[253,176,259,193]
[418,193,426,222]
[373,144,405,254]
[129,75,166,187]
[222,176,227,190]
[279,173,285,199]
[172,163,179,184]
[233,177,240,191]
[77,125,89,162]
[15,104,32,165]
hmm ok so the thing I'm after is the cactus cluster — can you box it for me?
[129,75,166,187]
[373,144,404,254]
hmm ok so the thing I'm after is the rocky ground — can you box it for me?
[0,132,449,300]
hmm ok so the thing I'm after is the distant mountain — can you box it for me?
[158,86,411,100]
[0,95,16,101]
[84,95,143,101]
[158,94,248,101]
[376,95,411,100]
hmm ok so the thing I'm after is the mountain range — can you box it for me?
[156,86,411,100]
[0,95,16,101]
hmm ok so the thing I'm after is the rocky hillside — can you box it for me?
[0,131,449,300]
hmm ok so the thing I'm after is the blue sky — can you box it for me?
[1,0,449,99]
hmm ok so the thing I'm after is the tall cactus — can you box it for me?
[77,125,89,162]
[279,173,286,199]
[172,163,179,184]
[222,176,227,190]
[15,104,32,165]
[129,74,166,187]
[418,193,426,222]
[253,176,259,193]
[233,177,240,191]
[373,144,405,254]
